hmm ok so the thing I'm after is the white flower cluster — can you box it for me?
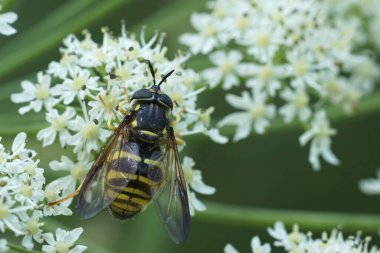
[11,25,224,215]
[0,4,17,36]
[0,133,86,252]
[180,0,380,170]
[325,0,380,54]
[225,222,380,253]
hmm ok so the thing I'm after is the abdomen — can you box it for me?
[109,174,153,219]
[106,142,164,219]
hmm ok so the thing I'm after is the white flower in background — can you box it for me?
[224,236,271,253]
[219,90,275,141]
[359,169,380,195]
[181,0,380,169]
[202,50,243,89]
[299,111,340,170]
[179,13,222,54]
[12,25,220,216]
[182,156,215,215]
[0,5,17,36]
[11,72,59,114]
[279,84,311,123]
[37,107,76,147]
[0,133,85,251]
[42,227,86,253]
[68,115,111,157]
[225,222,380,253]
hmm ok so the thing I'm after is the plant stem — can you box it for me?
[7,242,43,253]
[196,201,380,232]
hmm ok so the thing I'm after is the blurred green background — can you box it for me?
[1,0,380,252]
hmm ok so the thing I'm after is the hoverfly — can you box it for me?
[49,60,190,244]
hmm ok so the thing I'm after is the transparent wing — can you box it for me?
[77,116,139,219]
[151,127,190,244]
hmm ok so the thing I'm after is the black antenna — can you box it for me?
[158,70,175,87]
[145,60,156,86]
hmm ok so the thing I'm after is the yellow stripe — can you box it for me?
[138,175,159,186]
[134,104,141,111]
[132,119,138,128]
[112,201,140,212]
[107,171,138,181]
[144,158,161,167]
[112,151,141,162]
[116,194,150,206]
[140,130,158,137]
[123,187,150,199]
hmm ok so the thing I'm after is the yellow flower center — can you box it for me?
[294,61,309,76]
[71,76,85,91]
[0,203,9,219]
[294,93,309,108]
[115,67,131,80]
[45,189,59,202]
[26,218,43,235]
[71,163,87,180]
[22,184,33,198]
[256,31,270,47]
[80,122,98,140]
[220,60,234,74]
[235,16,249,30]
[203,25,216,37]
[52,116,67,131]
[34,84,50,100]
[258,65,274,81]
[250,104,265,119]
[56,241,69,253]
[103,94,118,111]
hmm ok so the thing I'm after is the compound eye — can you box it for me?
[158,93,173,110]
[131,89,153,100]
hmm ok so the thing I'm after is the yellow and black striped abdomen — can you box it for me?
[108,175,152,219]
[105,142,164,219]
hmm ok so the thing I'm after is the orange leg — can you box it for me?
[47,180,84,206]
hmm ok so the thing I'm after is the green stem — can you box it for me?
[197,201,380,232]
[7,242,43,253]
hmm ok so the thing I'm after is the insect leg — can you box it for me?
[47,180,84,206]
[98,95,117,131]
[117,87,129,115]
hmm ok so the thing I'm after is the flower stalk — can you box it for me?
[197,201,380,233]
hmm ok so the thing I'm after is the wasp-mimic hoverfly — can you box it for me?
[49,60,190,244]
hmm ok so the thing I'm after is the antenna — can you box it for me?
[158,69,175,87]
[145,60,156,86]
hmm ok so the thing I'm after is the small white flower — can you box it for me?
[179,13,222,54]
[251,236,271,253]
[224,244,239,253]
[224,236,271,253]
[11,72,59,114]
[0,239,8,252]
[67,115,111,156]
[51,68,99,105]
[37,107,76,147]
[219,90,275,141]
[42,228,86,253]
[299,111,340,170]
[359,169,380,195]
[182,156,215,195]
[188,192,206,216]
[279,84,311,123]
[0,8,17,36]
[20,210,44,250]
[202,50,243,89]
